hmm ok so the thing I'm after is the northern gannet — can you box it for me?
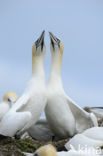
[24,144,101,156]
[0,31,47,137]
[85,107,103,119]
[0,92,18,120]
[65,127,103,151]
[82,127,103,141]
[45,32,98,139]
[28,118,54,141]
[65,133,103,151]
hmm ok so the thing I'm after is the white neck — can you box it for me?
[48,53,63,85]
[32,55,45,82]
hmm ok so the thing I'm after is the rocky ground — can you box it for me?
[0,135,69,156]
[0,108,103,156]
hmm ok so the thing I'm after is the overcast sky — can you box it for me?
[0,0,103,108]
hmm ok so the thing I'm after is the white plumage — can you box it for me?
[45,32,98,139]
[65,127,103,152]
[58,149,101,156]
[0,31,47,137]
[65,133,103,151]
[82,127,103,141]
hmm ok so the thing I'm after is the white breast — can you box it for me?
[0,102,9,120]
[45,86,76,138]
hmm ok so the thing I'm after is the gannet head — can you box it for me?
[2,91,18,107]
[49,32,64,64]
[32,31,46,74]
[34,144,57,156]
[32,31,46,60]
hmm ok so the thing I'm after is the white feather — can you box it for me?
[0,102,9,120]
[45,33,98,139]
[82,127,103,141]
[65,95,98,132]
[57,149,101,156]
[65,134,103,151]
[0,32,47,137]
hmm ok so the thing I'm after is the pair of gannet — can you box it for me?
[65,127,103,151]
[28,32,98,141]
[0,92,18,120]
[0,31,98,139]
[0,31,47,137]
[24,144,102,156]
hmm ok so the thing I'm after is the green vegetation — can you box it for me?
[0,136,69,155]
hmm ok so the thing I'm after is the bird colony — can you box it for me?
[0,31,103,156]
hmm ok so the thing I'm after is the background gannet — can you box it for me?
[33,144,57,156]
[24,144,57,156]
[0,92,18,120]
[28,118,54,141]
[65,133,103,151]
[0,31,47,137]
[24,144,101,156]
[65,127,103,152]
[45,32,98,139]
[85,107,103,119]
[82,127,103,141]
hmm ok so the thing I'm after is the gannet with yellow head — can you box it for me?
[32,144,99,156]
[2,91,18,106]
[34,144,57,156]
[0,31,47,137]
[0,91,18,120]
[45,32,98,139]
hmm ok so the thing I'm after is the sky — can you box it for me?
[0,0,103,108]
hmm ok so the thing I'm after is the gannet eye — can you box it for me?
[7,98,11,103]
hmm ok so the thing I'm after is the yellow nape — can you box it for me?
[59,41,64,65]
[2,91,18,102]
[32,45,37,70]
[60,41,64,55]
[37,144,57,156]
